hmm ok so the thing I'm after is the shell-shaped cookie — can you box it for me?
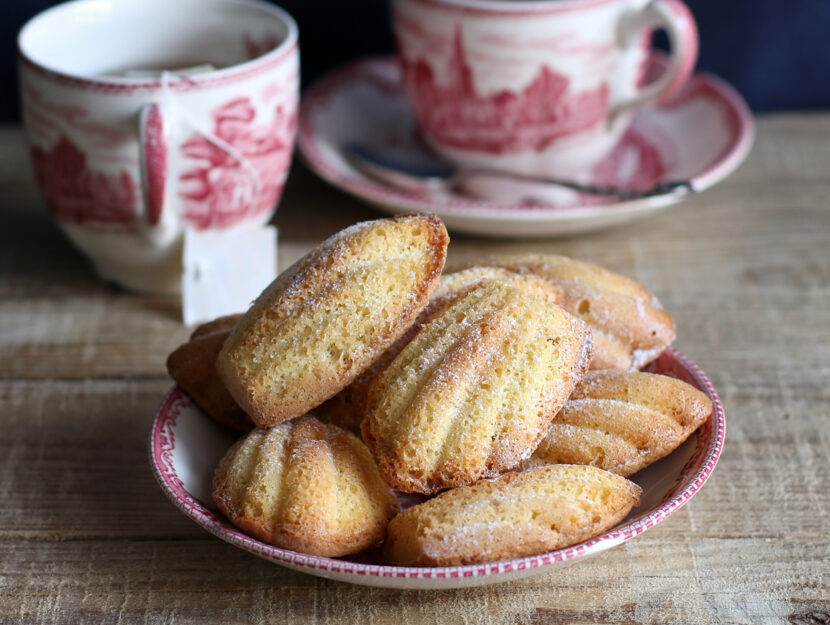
[217,213,449,427]
[450,254,675,370]
[432,266,565,308]
[212,416,400,557]
[384,464,641,566]
[315,267,565,433]
[523,371,713,476]
[167,316,252,432]
[362,279,592,494]
[189,313,243,340]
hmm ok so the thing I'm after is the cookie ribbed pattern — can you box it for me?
[213,416,399,557]
[316,266,565,433]
[450,254,676,370]
[217,213,448,427]
[524,371,713,476]
[384,464,641,566]
[362,280,591,495]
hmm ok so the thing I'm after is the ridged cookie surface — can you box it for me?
[167,314,252,432]
[213,416,399,557]
[384,464,641,566]
[316,267,564,433]
[217,214,449,427]
[450,254,675,370]
[362,280,592,494]
[524,371,713,476]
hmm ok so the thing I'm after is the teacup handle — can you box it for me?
[138,100,264,240]
[137,102,182,246]
[610,0,699,122]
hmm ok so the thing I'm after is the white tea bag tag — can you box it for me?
[182,223,277,326]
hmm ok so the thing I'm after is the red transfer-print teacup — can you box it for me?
[392,0,698,178]
[18,0,298,294]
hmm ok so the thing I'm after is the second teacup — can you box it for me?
[393,0,698,178]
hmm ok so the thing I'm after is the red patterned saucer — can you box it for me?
[148,348,724,589]
[298,55,753,238]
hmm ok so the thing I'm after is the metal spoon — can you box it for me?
[344,143,694,202]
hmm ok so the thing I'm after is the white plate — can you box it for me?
[149,348,724,589]
[297,55,754,238]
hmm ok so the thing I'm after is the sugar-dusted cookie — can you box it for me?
[213,416,400,557]
[189,313,242,340]
[384,464,641,566]
[217,213,449,427]
[315,266,565,433]
[167,314,251,431]
[524,371,713,476]
[362,279,591,494]
[450,254,675,370]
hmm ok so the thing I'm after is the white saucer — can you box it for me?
[298,55,753,238]
[149,349,724,589]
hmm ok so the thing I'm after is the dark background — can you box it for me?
[4,0,830,121]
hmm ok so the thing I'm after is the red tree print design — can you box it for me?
[31,135,138,231]
[403,29,609,154]
[178,97,295,230]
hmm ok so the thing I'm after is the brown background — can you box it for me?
[0,115,828,624]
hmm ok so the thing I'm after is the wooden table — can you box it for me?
[1,116,828,625]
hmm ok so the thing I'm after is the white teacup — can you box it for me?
[19,0,299,294]
[393,0,698,178]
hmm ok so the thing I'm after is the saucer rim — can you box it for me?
[297,54,754,221]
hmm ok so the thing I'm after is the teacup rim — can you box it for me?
[17,0,298,89]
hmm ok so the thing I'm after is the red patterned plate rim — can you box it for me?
[148,347,725,584]
[297,54,754,219]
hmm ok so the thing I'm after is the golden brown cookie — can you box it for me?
[213,416,400,557]
[523,371,713,476]
[449,254,675,370]
[384,464,641,566]
[315,267,565,433]
[167,318,252,432]
[362,279,592,494]
[189,313,242,340]
[217,213,449,428]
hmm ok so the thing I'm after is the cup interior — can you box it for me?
[19,0,296,79]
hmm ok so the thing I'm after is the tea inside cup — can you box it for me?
[19,0,294,80]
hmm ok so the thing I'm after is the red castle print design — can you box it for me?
[403,29,609,154]
[31,135,138,231]
[179,96,295,230]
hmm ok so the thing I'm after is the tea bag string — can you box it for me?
[161,71,262,222]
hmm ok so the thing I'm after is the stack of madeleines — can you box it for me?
[166,213,713,566]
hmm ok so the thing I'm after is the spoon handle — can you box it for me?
[452,169,695,200]
[345,143,695,201]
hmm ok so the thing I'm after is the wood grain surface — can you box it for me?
[1,117,829,624]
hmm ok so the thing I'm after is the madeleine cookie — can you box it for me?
[450,254,675,370]
[315,266,565,433]
[213,416,400,557]
[189,313,242,340]
[362,280,592,494]
[167,316,252,432]
[432,266,565,308]
[384,464,641,566]
[524,371,713,476]
[217,213,449,427]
